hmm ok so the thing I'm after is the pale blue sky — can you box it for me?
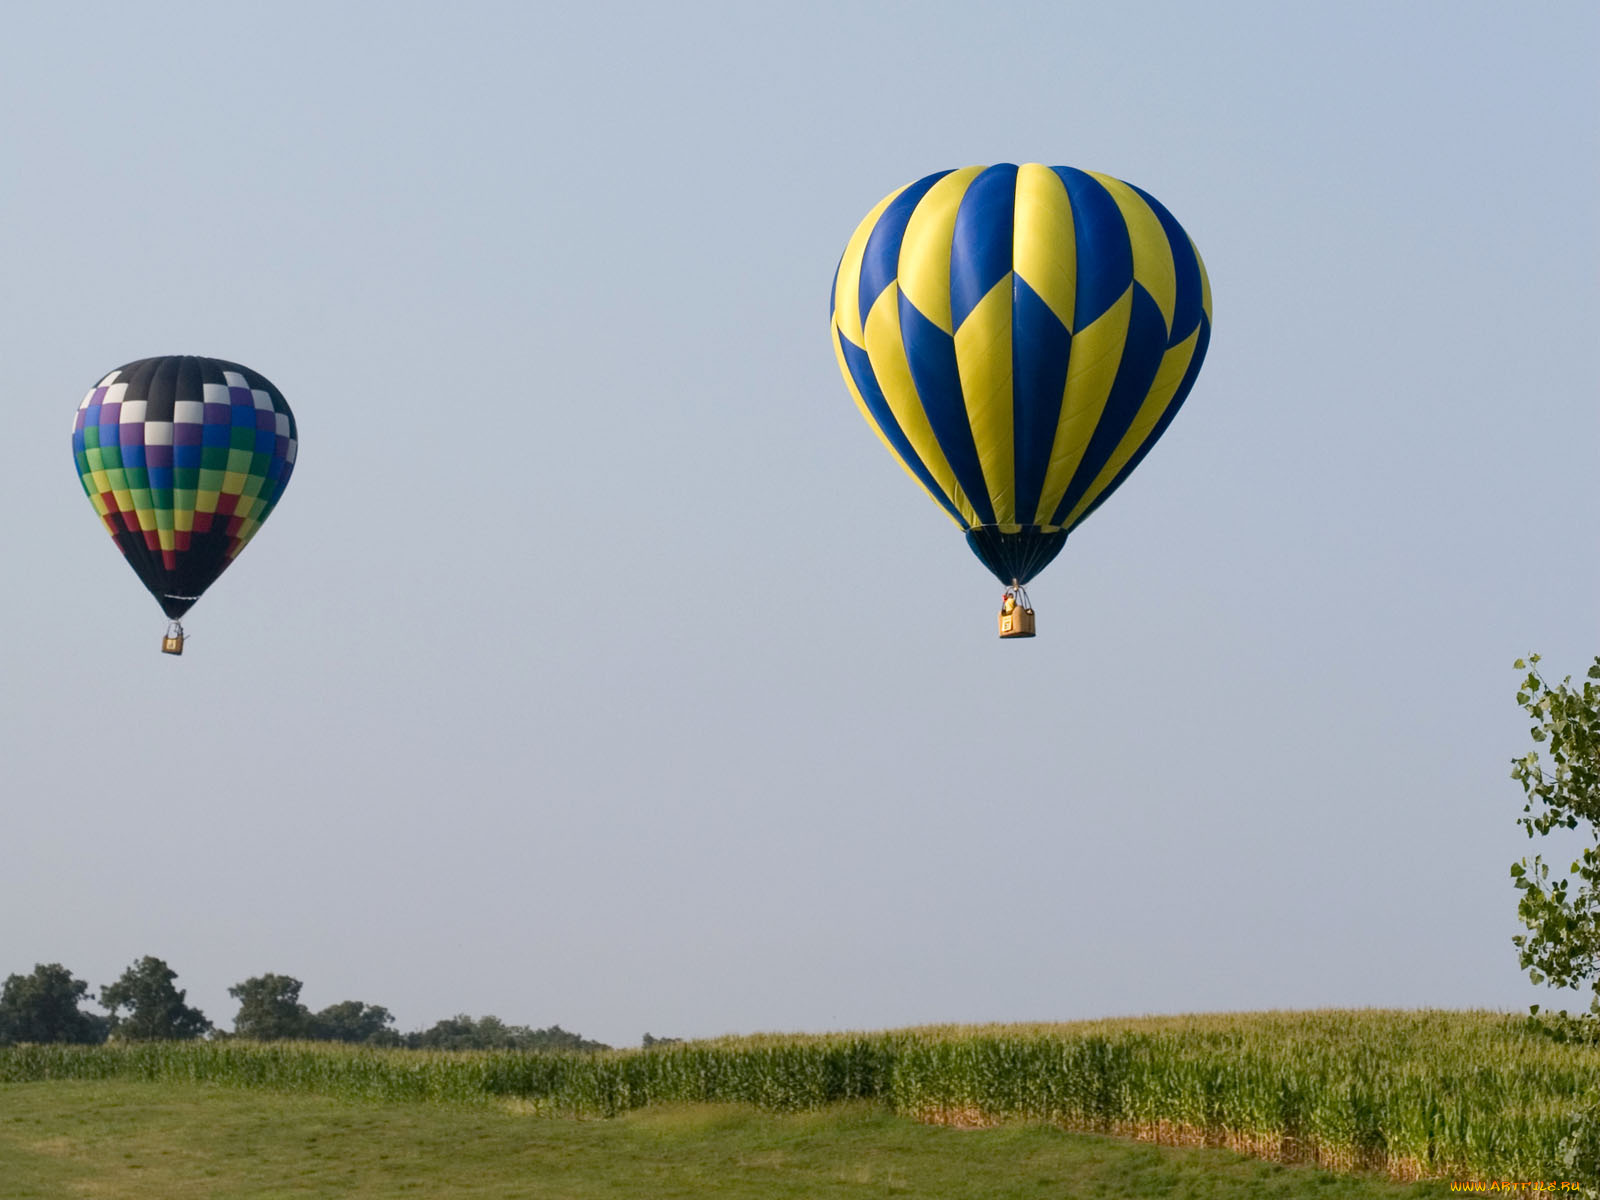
[2,1,1595,1046]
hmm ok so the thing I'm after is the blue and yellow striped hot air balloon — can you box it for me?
[829,163,1211,637]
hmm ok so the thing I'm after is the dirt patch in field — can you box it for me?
[909,1110,1438,1181]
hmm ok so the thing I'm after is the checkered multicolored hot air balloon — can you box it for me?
[71,356,298,653]
[829,164,1211,638]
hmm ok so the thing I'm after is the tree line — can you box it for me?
[0,958,623,1051]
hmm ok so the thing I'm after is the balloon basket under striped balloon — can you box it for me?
[998,587,1036,639]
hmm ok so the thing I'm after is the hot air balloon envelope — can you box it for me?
[829,163,1211,594]
[71,355,298,623]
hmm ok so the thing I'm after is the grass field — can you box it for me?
[6,1009,1598,1185]
[0,1080,1458,1199]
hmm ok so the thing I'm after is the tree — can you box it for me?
[1510,653,1600,1017]
[0,963,108,1045]
[514,1023,608,1053]
[405,1013,483,1050]
[100,957,210,1041]
[309,1000,399,1045]
[405,1014,608,1052]
[228,974,310,1040]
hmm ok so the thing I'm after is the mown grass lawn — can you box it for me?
[0,1080,1455,1199]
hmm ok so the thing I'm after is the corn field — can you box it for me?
[3,1010,1596,1183]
